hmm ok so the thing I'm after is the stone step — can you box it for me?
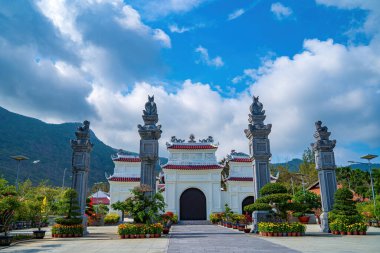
[178,220,212,225]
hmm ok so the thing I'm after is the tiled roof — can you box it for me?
[90,197,110,205]
[167,144,217,150]
[112,157,141,162]
[229,158,252,163]
[227,177,254,182]
[107,176,140,182]
[162,164,222,170]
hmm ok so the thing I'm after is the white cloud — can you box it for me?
[128,0,205,19]
[270,2,293,20]
[195,46,224,68]
[228,8,245,21]
[153,29,172,48]
[169,24,191,33]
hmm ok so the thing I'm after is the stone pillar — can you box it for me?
[311,121,337,233]
[138,95,162,198]
[71,120,93,233]
[244,96,272,233]
[244,96,272,199]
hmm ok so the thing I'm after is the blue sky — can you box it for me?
[0,0,379,165]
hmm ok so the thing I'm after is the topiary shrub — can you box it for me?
[329,188,364,231]
[260,183,287,196]
[245,183,292,220]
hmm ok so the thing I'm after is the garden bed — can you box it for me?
[258,222,306,237]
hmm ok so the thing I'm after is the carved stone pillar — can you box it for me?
[244,96,272,200]
[138,96,162,198]
[244,96,272,233]
[311,121,337,233]
[71,120,93,233]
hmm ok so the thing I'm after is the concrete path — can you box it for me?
[167,224,300,253]
[2,224,380,253]
[259,225,380,253]
[1,226,168,253]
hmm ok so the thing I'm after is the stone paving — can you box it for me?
[2,224,380,253]
[167,225,300,253]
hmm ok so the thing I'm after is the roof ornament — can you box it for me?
[188,134,196,143]
[249,96,265,116]
[199,136,214,143]
[75,120,90,140]
[170,136,185,143]
[143,95,157,116]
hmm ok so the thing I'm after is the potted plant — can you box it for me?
[30,196,48,239]
[0,179,20,246]
[292,190,321,224]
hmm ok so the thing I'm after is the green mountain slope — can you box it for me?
[0,106,122,186]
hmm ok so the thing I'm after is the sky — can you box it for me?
[0,0,379,165]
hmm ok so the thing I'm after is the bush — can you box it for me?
[260,183,287,196]
[55,217,82,225]
[257,222,306,233]
[209,213,222,223]
[117,223,163,235]
[52,224,84,235]
[244,203,271,213]
[104,213,120,224]
[256,193,292,204]
[124,186,165,224]
[329,188,364,230]
[292,190,321,213]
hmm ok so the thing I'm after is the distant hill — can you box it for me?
[348,163,380,171]
[0,106,165,187]
[272,158,303,172]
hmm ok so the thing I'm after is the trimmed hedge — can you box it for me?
[55,217,82,225]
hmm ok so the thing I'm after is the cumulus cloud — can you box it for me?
[0,0,169,121]
[195,46,224,68]
[228,9,245,21]
[270,2,293,20]
[87,80,252,159]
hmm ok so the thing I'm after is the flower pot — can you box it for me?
[278,233,283,237]
[227,224,232,228]
[291,232,297,236]
[154,234,160,238]
[33,230,46,239]
[347,232,352,235]
[120,235,125,239]
[298,216,310,224]
[353,231,358,235]
[297,232,301,236]
[340,231,346,235]
[139,234,145,238]
[0,236,13,246]
[238,227,244,231]
[283,232,287,237]
[233,225,237,229]
[268,232,273,236]
[244,228,251,233]
[163,228,170,234]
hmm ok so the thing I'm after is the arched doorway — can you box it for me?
[241,196,255,214]
[180,188,206,220]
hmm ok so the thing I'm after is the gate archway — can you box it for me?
[180,188,206,220]
[241,196,255,214]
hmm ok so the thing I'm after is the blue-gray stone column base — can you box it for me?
[140,140,159,198]
[251,211,270,233]
[253,160,271,199]
[317,168,337,232]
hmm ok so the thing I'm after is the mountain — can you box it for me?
[348,163,380,171]
[271,158,303,172]
[0,106,138,186]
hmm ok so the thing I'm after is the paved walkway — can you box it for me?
[167,225,299,253]
[2,224,380,252]
[1,226,168,253]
